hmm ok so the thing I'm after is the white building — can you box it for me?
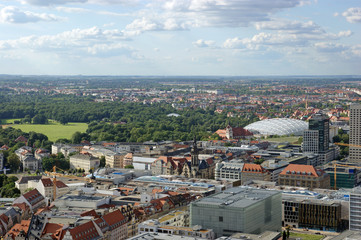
[70,154,100,172]
[214,161,244,181]
[350,187,361,231]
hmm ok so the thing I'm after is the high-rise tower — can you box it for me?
[349,104,361,163]
[303,113,329,153]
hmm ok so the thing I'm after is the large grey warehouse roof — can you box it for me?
[193,187,280,209]
[244,118,308,136]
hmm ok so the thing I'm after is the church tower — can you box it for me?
[191,137,199,167]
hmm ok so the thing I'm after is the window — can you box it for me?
[219,216,223,222]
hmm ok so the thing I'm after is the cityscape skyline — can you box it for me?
[0,0,360,76]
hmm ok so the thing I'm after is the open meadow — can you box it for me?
[2,120,88,142]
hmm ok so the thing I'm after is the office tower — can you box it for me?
[349,104,361,163]
[303,113,329,153]
[303,113,334,165]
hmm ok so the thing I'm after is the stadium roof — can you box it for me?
[244,118,308,136]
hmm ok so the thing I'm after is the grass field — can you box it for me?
[0,119,21,124]
[289,232,324,240]
[10,121,88,142]
[267,136,301,144]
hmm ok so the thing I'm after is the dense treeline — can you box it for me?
[0,127,52,149]
[0,174,20,198]
[0,94,256,142]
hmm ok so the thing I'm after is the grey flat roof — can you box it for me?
[193,187,280,209]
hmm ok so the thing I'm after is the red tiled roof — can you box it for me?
[5,220,30,239]
[0,214,9,224]
[231,127,253,137]
[280,164,318,177]
[1,145,9,150]
[12,203,29,211]
[94,218,107,232]
[242,163,267,173]
[102,210,126,229]
[81,209,100,218]
[15,136,28,142]
[215,129,227,138]
[97,204,116,209]
[41,223,63,238]
[22,189,44,207]
[34,206,52,215]
[69,221,100,240]
[41,178,53,187]
[55,180,68,189]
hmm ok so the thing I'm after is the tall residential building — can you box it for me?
[303,113,336,164]
[350,187,361,231]
[303,114,329,153]
[349,104,361,163]
[190,187,282,237]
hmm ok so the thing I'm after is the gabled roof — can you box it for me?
[12,203,30,212]
[1,145,9,150]
[242,163,267,173]
[5,220,30,240]
[15,136,28,143]
[41,223,63,239]
[17,175,42,184]
[102,210,126,229]
[231,126,254,137]
[81,210,100,219]
[0,214,9,225]
[280,164,319,177]
[35,148,49,154]
[55,180,68,189]
[41,178,53,187]
[22,189,44,207]
[69,220,101,240]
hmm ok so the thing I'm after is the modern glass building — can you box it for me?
[244,118,308,136]
[304,114,329,153]
[190,187,282,237]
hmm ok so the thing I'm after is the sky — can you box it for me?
[0,0,360,76]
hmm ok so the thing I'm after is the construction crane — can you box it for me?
[334,142,361,148]
[332,142,361,190]
[45,166,95,201]
[333,163,361,190]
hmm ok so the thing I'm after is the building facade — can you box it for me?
[69,154,100,172]
[215,161,243,181]
[278,164,330,189]
[350,187,361,231]
[349,104,361,163]
[282,197,345,232]
[190,187,282,237]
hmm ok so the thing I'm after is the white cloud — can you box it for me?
[223,28,353,51]
[337,30,353,37]
[0,26,134,57]
[342,7,361,23]
[193,39,216,48]
[55,6,90,13]
[351,45,361,57]
[21,0,86,6]
[255,20,324,34]
[0,6,64,23]
[21,0,136,6]
[123,0,304,34]
[314,42,348,53]
[125,17,189,35]
[87,43,132,57]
